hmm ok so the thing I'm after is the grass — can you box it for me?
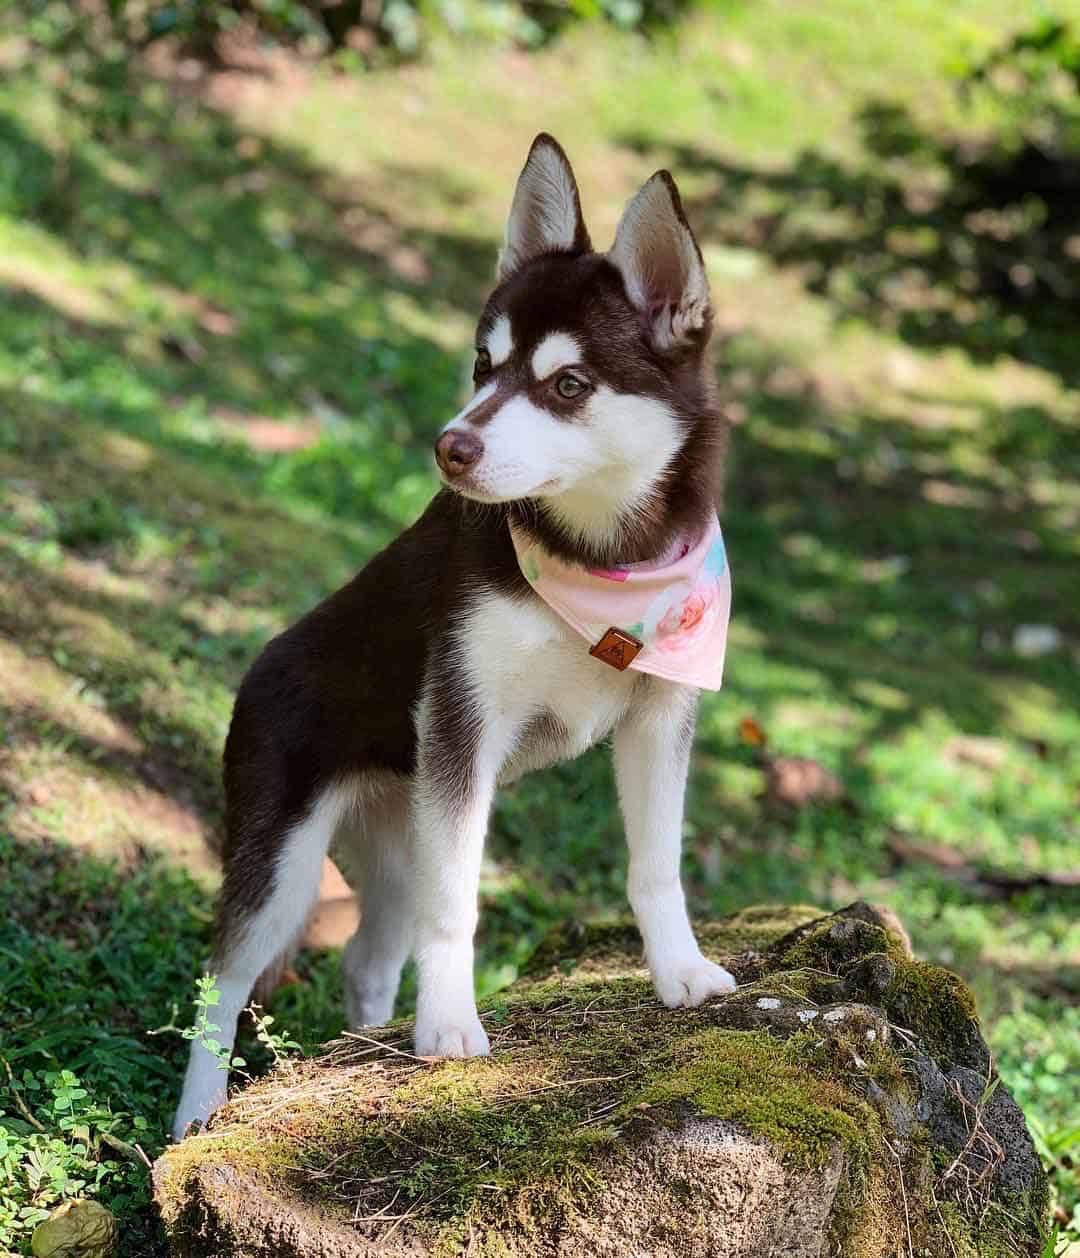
[1,1,1079,1252]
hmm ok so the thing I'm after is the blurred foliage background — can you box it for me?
[1,1,1079,1253]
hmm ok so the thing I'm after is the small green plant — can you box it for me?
[178,975,249,1074]
[1039,1222,1069,1258]
[0,964,305,1252]
[249,1009,303,1064]
[161,975,304,1080]
[0,1064,151,1251]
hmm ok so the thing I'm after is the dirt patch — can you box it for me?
[211,406,322,453]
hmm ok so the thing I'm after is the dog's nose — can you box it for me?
[435,429,484,478]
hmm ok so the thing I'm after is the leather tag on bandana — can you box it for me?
[589,627,643,671]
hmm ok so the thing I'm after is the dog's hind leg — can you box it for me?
[171,782,353,1141]
[338,776,414,1029]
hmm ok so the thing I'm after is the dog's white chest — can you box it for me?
[460,590,638,770]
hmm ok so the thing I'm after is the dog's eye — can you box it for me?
[555,372,588,400]
[473,349,492,380]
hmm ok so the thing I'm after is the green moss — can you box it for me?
[695,904,826,954]
[861,1042,912,1097]
[767,910,986,1071]
[884,960,983,1069]
[521,921,644,980]
[154,1127,296,1226]
[774,917,908,975]
[523,904,825,983]
[935,1198,1046,1258]
[634,1028,876,1171]
[502,973,655,1011]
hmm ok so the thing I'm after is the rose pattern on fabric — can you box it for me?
[641,538,726,650]
[508,514,731,691]
[643,576,724,652]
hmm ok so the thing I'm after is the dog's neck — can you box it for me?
[507,426,721,569]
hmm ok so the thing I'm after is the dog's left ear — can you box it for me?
[609,171,710,351]
[498,134,591,283]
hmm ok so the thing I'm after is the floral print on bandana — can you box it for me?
[508,516,732,691]
[642,534,728,653]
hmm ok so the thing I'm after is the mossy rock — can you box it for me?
[154,903,1049,1257]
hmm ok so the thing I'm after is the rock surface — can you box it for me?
[154,903,1049,1257]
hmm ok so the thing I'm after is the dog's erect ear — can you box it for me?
[609,171,710,351]
[497,134,591,282]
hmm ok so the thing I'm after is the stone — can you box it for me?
[31,1199,118,1258]
[154,903,1049,1258]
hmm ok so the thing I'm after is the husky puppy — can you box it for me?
[172,134,735,1140]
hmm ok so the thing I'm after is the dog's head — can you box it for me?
[435,134,723,566]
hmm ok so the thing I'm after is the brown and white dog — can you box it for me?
[172,134,735,1140]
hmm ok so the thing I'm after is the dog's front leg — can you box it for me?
[411,691,503,1058]
[614,684,736,1007]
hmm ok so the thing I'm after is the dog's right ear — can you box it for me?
[609,171,710,352]
[497,134,591,283]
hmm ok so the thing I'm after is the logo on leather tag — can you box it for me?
[589,627,643,671]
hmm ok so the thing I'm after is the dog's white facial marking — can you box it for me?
[440,383,495,444]
[440,394,587,501]
[439,383,683,549]
[484,316,513,368]
[459,381,496,419]
[531,332,582,380]
[543,388,683,543]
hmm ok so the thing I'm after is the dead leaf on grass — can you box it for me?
[764,756,846,809]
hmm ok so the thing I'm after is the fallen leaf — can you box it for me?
[764,756,845,808]
[942,735,1009,773]
[198,307,237,337]
[739,716,768,748]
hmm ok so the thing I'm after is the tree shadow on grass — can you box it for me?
[1,379,362,828]
[620,94,1080,389]
[713,368,1079,736]
[0,103,475,434]
[610,109,1079,769]
[0,45,501,841]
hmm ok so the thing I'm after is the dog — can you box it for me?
[172,134,736,1141]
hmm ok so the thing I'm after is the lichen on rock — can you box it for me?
[154,903,1049,1258]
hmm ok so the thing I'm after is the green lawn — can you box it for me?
[1,3,1078,1253]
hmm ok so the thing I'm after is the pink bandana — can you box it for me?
[509,515,731,690]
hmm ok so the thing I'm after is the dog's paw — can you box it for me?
[171,1059,228,1141]
[414,1014,490,1059]
[652,956,737,1009]
[171,1094,222,1143]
